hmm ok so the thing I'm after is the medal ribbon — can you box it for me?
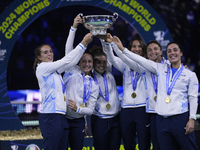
[161,58,164,64]
[82,74,93,103]
[56,71,65,94]
[130,70,139,91]
[151,73,158,95]
[93,72,109,102]
[166,65,184,95]
[150,59,163,95]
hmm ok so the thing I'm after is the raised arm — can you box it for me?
[111,36,142,73]
[113,36,157,74]
[100,39,112,72]
[55,33,93,74]
[99,33,126,73]
[65,14,82,55]
[36,44,85,76]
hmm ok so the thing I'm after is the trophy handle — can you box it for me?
[78,13,85,24]
[78,13,83,17]
[112,13,118,22]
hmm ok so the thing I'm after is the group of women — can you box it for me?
[33,14,199,150]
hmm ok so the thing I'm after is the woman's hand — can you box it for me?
[96,33,113,43]
[81,33,93,47]
[72,14,82,28]
[68,99,78,111]
[106,33,113,43]
[113,36,125,51]
[85,125,89,136]
[185,118,195,135]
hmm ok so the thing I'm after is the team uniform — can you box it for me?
[104,42,150,150]
[63,27,99,150]
[63,65,99,150]
[111,43,170,149]
[91,42,121,150]
[36,41,87,150]
[122,49,199,150]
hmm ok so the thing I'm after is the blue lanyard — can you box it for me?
[166,65,184,95]
[130,70,139,91]
[151,73,158,94]
[150,58,164,94]
[93,71,109,102]
[82,74,93,103]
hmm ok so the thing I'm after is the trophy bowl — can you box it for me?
[80,13,118,35]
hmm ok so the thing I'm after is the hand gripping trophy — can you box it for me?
[79,13,118,35]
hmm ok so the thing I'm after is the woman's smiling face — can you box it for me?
[167,43,182,66]
[78,53,93,75]
[147,43,162,62]
[38,45,54,62]
[130,40,144,56]
[94,55,107,75]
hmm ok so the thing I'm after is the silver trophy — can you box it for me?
[80,13,118,35]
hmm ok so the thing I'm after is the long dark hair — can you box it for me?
[128,36,146,58]
[33,44,52,74]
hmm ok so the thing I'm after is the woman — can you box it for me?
[89,45,121,150]
[101,34,150,150]
[62,15,99,150]
[107,37,169,149]
[33,32,93,150]
[113,38,198,150]
[144,40,169,150]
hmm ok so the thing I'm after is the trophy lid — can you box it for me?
[80,13,118,24]
[79,13,118,35]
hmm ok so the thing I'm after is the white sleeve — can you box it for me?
[65,27,77,55]
[188,72,199,120]
[57,43,86,74]
[112,43,142,74]
[123,48,158,74]
[101,40,112,72]
[76,106,93,115]
[104,42,126,73]
[37,44,86,76]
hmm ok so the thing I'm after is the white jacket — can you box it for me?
[36,43,86,115]
[63,26,99,119]
[103,42,146,108]
[63,66,99,119]
[110,42,170,113]
[93,69,121,118]
[123,48,199,119]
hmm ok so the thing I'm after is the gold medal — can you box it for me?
[106,103,111,109]
[154,95,157,101]
[80,103,85,107]
[64,95,66,101]
[165,97,171,103]
[131,92,137,98]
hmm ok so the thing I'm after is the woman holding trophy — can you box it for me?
[109,38,170,149]
[111,36,199,150]
[89,45,121,150]
[33,28,93,150]
[99,33,151,150]
[62,15,99,150]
